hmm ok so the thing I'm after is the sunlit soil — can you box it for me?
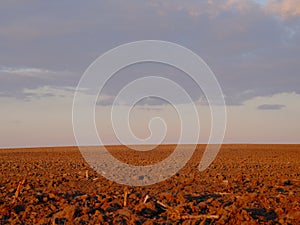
[0,145,299,224]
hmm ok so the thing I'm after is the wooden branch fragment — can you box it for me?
[181,214,219,220]
[75,194,88,201]
[156,200,169,209]
[143,195,150,204]
[124,189,128,207]
[215,192,231,195]
[13,173,27,201]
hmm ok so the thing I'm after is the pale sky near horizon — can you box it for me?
[1,0,300,148]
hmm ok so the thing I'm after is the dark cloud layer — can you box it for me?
[257,104,286,110]
[0,0,299,104]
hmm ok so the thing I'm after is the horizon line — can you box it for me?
[1,142,300,150]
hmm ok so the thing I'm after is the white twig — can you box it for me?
[143,195,150,204]
[124,190,128,207]
[181,214,219,220]
[156,200,169,209]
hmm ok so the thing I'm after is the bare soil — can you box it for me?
[0,144,299,224]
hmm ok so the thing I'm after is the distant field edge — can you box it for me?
[0,143,299,151]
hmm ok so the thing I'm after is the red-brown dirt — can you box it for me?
[0,144,299,224]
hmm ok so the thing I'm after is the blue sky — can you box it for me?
[0,0,300,147]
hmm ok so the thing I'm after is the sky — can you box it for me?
[0,0,300,148]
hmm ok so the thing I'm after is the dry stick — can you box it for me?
[156,200,169,209]
[75,194,88,201]
[156,200,219,220]
[215,192,231,195]
[143,195,150,204]
[13,172,27,202]
[181,214,219,220]
[124,189,128,207]
[85,170,89,180]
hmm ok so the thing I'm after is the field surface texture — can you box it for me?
[0,145,299,224]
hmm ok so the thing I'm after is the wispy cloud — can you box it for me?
[266,0,300,18]
[0,66,61,77]
[0,66,76,99]
[257,104,286,110]
[96,95,170,107]
[96,95,116,106]
[22,86,75,99]
[152,0,300,19]
[148,0,260,18]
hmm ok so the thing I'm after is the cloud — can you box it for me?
[266,0,300,18]
[96,95,170,107]
[0,0,299,106]
[148,0,260,18]
[219,0,260,13]
[1,0,300,147]
[96,95,116,106]
[0,66,76,99]
[257,104,286,110]
[22,86,75,99]
[134,97,169,106]
[0,66,60,77]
